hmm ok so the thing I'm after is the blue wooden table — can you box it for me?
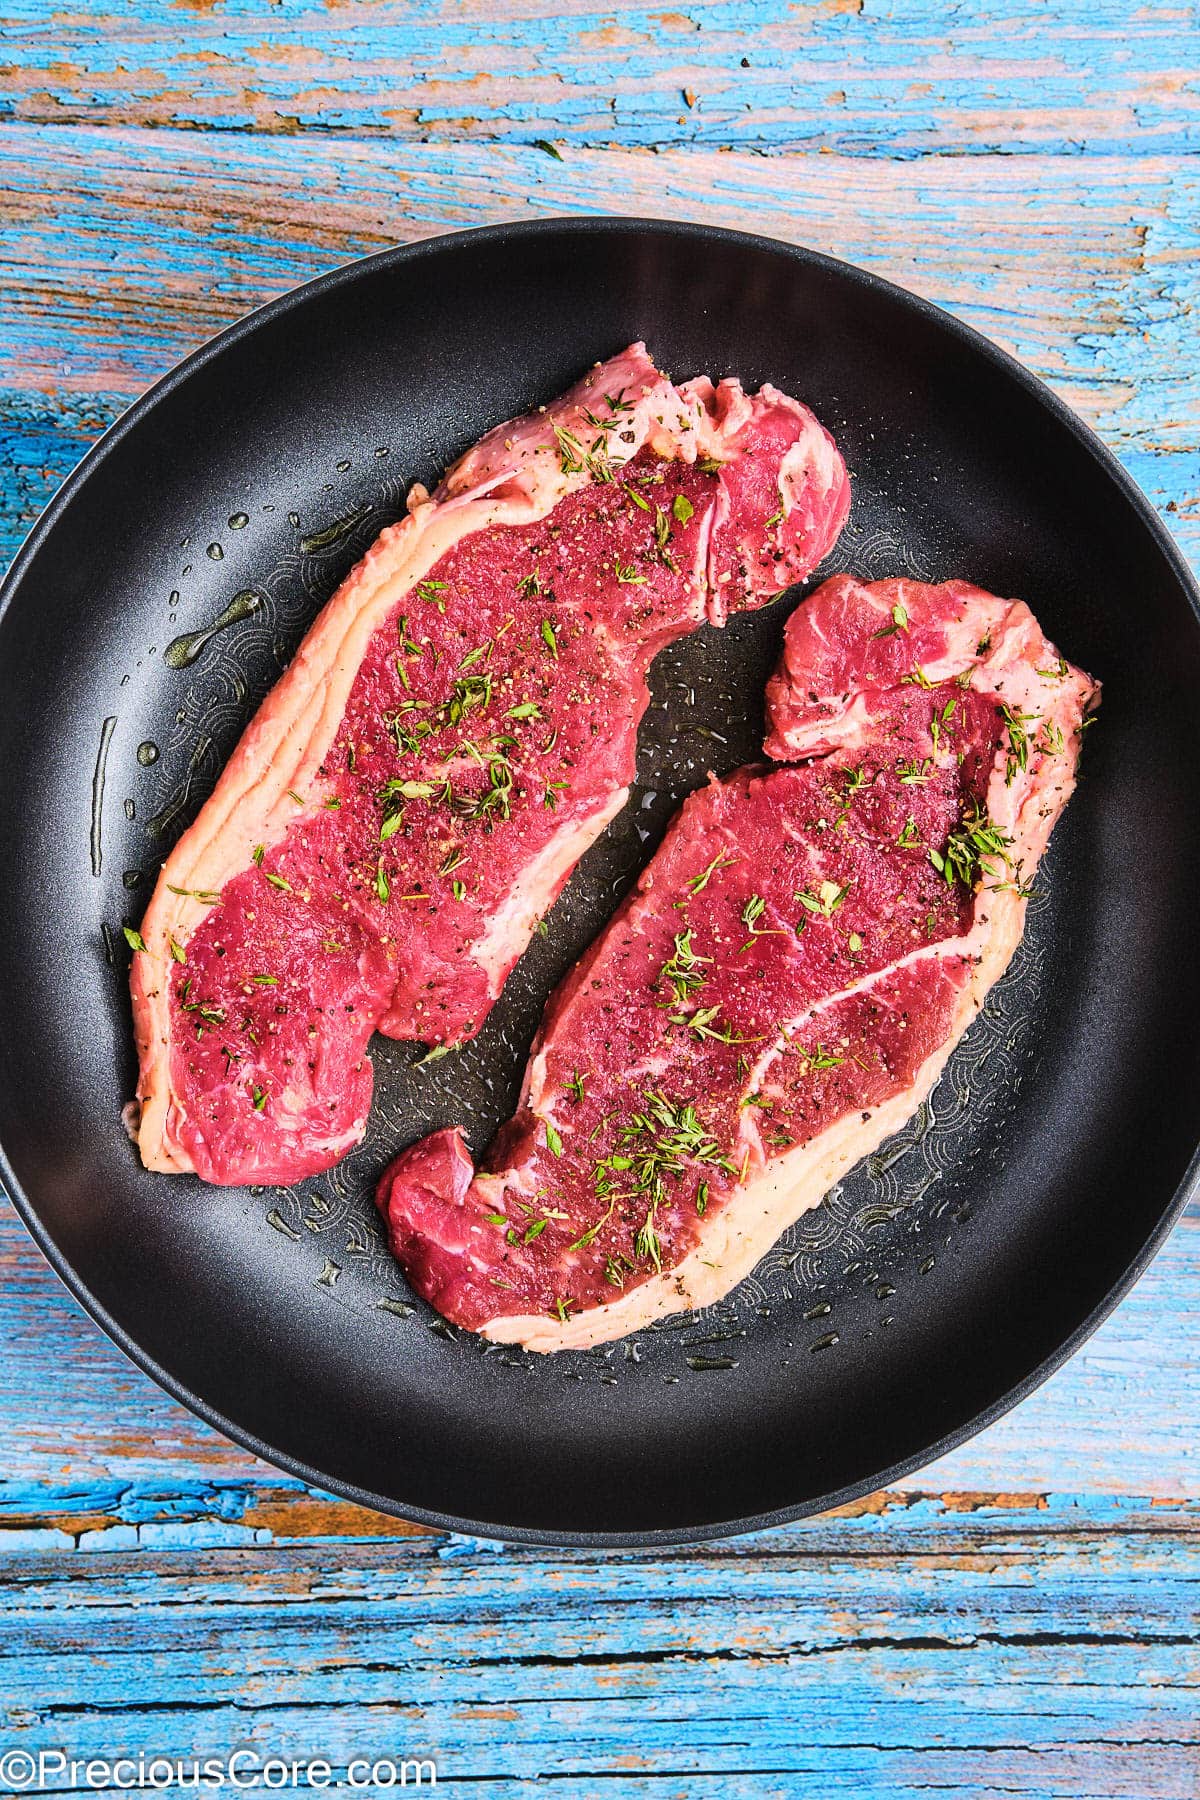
[2,3,1198,1793]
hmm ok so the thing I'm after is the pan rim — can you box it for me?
[3,213,1198,1548]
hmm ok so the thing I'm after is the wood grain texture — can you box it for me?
[2,0,1198,157]
[2,128,1197,573]
[3,1490,1199,1797]
[4,1205,1200,1503]
[2,1,1198,1790]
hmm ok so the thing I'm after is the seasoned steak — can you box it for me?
[377,577,1099,1349]
[129,345,849,1183]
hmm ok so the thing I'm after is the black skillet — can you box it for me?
[2,219,1197,1544]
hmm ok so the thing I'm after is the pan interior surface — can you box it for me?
[1,220,1197,1542]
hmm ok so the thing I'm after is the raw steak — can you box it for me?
[129,345,849,1184]
[377,576,1099,1350]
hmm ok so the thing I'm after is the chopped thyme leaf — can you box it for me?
[483,1212,509,1228]
[930,803,1012,888]
[670,1003,742,1043]
[567,1196,615,1252]
[834,764,869,822]
[848,931,863,954]
[633,1206,663,1273]
[686,850,736,894]
[543,780,567,809]
[523,1218,548,1244]
[568,1071,586,1102]
[379,810,404,841]
[384,778,438,800]
[168,937,187,964]
[506,701,541,719]
[872,601,910,638]
[763,508,783,529]
[252,844,265,865]
[653,506,677,570]
[452,879,466,901]
[796,879,850,919]
[554,424,613,483]
[458,642,490,670]
[672,493,694,525]
[167,884,222,903]
[374,858,390,904]
[286,789,303,804]
[897,755,933,785]
[697,457,723,474]
[123,926,147,952]
[323,797,341,810]
[1000,703,1040,785]
[554,1296,575,1322]
[696,1179,709,1215]
[533,138,563,160]
[806,1044,845,1072]
[659,928,710,1003]
[439,847,467,876]
[614,558,647,584]
[627,488,651,512]
[415,578,448,610]
[264,872,292,893]
[897,816,921,848]
[902,665,936,689]
[739,893,787,951]
[545,1121,564,1158]
[453,759,513,824]
[540,618,559,659]
[447,673,493,726]
[250,973,278,985]
[516,570,543,598]
[607,1090,735,1215]
[251,1085,268,1112]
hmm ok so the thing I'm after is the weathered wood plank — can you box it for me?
[1,1498,1196,1797]
[2,0,1198,159]
[4,1200,1198,1504]
[2,128,1197,575]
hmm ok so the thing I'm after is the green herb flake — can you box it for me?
[686,851,735,895]
[123,926,147,953]
[415,578,449,610]
[167,883,221,903]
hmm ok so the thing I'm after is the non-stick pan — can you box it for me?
[2,218,1197,1544]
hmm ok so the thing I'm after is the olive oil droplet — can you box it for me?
[164,590,262,670]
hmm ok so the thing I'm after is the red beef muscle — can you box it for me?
[129,347,849,1184]
[377,577,1099,1350]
